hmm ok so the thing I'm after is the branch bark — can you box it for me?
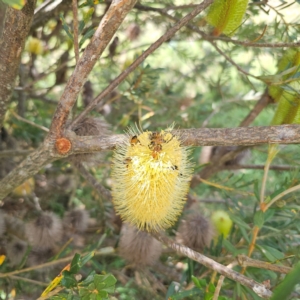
[152,232,272,299]
[1,124,300,200]
[0,0,36,127]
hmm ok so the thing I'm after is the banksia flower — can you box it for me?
[119,223,162,267]
[111,127,193,231]
[176,213,214,252]
[69,117,110,164]
[6,237,28,267]
[63,208,89,233]
[25,212,63,250]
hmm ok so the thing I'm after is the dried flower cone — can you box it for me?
[176,213,214,252]
[25,212,63,250]
[27,248,56,272]
[6,237,28,267]
[119,224,162,267]
[112,128,193,231]
[63,208,89,233]
[69,117,111,164]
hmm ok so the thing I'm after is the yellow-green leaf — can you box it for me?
[206,0,249,36]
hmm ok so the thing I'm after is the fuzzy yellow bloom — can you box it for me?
[111,127,193,231]
[26,37,43,55]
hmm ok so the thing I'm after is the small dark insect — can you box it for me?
[130,135,140,145]
[124,157,132,168]
[171,165,178,170]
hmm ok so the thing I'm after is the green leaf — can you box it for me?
[79,251,95,267]
[60,14,73,40]
[70,253,81,274]
[223,239,237,255]
[271,261,300,300]
[191,276,206,289]
[206,0,249,36]
[253,211,264,228]
[61,270,78,288]
[79,27,95,48]
[258,245,284,262]
[1,0,26,10]
[229,214,251,230]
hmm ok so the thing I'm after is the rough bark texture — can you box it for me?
[0,0,36,127]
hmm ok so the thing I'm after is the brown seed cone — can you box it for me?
[176,213,214,252]
[26,247,56,272]
[6,237,28,267]
[25,211,63,250]
[69,117,111,165]
[119,223,162,267]
[63,208,89,233]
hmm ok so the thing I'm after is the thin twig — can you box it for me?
[213,262,238,300]
[263,183,300,212]
[70,0,215,128]
[225,164,293,171]
[10,275,48,287]
[237,254,291,274]
[72,0,79,63]
[0,247,114,278]
[75,162,112,202]
[152,232,272,299]
[11,111,49,132]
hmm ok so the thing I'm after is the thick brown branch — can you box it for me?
[71,125,300,154]
[0,0,36,127]
[152,232,272,299]
[0,143,55,200]
[48,0,137,139]
[1,124,300,200]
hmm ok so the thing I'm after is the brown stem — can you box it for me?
[152,232,272,299]
[0,0,36,127]
[237,254,291,274]
[72,0,79,63]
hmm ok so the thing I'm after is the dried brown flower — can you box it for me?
[69,117,110,164]
[63,208,89,233]
[126,23,141,41]
[119,223,162,267]
[6,237,28,267]
[25,211,63,250]
[26,247,56,272]
[176,213,214,252]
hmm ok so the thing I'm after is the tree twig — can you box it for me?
[70,0,215,128]
[152,232,272,299]
[237,254,291,274]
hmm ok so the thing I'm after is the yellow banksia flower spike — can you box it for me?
[111,126,193,231]
[206,0,249,36]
